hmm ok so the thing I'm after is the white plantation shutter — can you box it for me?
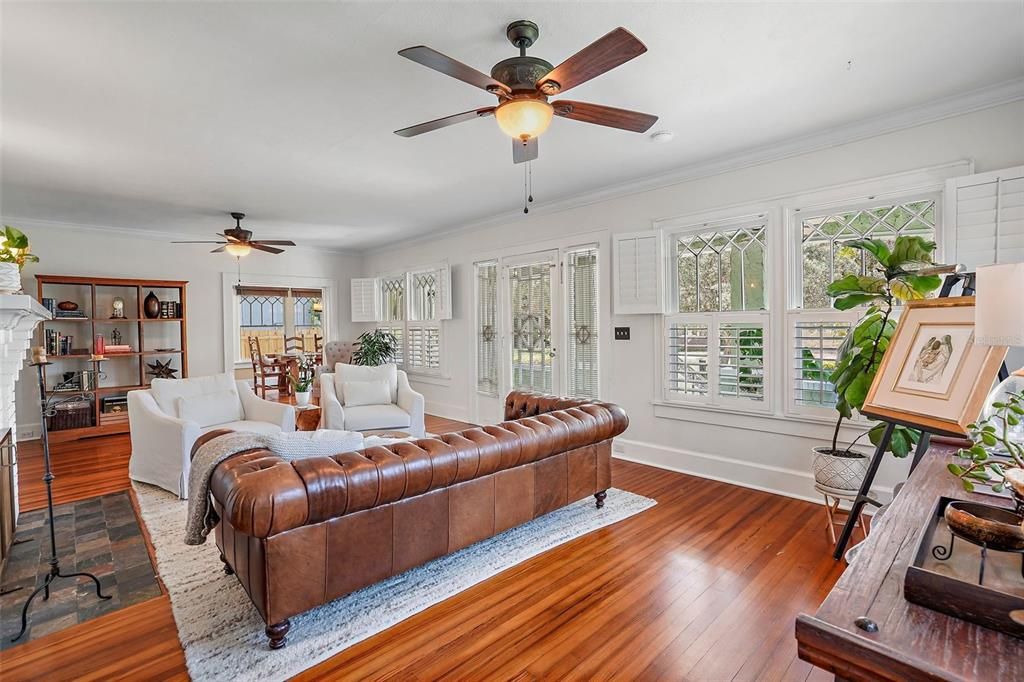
[566,246,599,398]
[947,166,1024,268]
[614,231,663,314]
[789,315,854,413]
[377,325,404,368]
[350,278,379,322]
[718,319,767,404]
[406,324,440,372]
[475,261,498,396]
[665,319,710,401]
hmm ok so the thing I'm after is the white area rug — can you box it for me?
[133,482,656,681]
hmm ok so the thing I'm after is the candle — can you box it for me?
[31,346,47,364]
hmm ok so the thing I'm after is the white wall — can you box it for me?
[360,100,1024,504]
[5,221,361,437]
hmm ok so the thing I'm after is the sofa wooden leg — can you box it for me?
[266,620,290,649]
[219,552,234,576]
[595,490,607,509]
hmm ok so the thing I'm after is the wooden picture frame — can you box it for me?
[861,298,1007,437]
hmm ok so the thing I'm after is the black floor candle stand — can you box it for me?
[10,362,110,642]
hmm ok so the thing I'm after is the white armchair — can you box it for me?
[128,373,294,499]
[320,363,425,437]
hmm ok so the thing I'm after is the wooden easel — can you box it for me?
[831,272,1010,560]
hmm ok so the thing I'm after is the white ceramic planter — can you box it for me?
[812,446,869,492]
[0,263,21,294]
[295,391,312,407]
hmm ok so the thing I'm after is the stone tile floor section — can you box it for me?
[0,492,160,649]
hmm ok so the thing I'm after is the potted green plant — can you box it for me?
[948,390,1024,495]
[812,236,944,491]
[352,329,398,366]
[0,226,40,294]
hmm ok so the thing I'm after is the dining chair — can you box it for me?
[248,336,290,398]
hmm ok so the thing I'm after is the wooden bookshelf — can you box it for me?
[35,275,189,443]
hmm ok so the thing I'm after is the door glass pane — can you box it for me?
[509,261,552,393]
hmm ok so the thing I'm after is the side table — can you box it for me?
[295,405,321,431]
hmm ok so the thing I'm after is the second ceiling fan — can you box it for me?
[394,20,658,164]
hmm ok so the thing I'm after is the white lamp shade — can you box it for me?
[975,262,1024,346]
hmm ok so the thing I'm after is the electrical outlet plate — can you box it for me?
[614,326,631,340]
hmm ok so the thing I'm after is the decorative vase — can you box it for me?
[812,446,869,492]
[57,300,79,311]
[295,391,312,407]
[143,291,160,319]
[0,263,21,294]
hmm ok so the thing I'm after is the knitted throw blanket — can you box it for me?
[184,432,269,546]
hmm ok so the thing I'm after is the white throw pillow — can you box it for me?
[334,363,397,403]
[151,372,237,416]
[175,389,244,428]
[264,430,364,460]
[343,380,392,407]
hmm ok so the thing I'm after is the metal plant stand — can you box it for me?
[10,362,110,642]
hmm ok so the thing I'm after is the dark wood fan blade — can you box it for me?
[552,100,658,133]
[250,243,284,255]
[395,107,495,137]
[172,240,228,244]
[536,28,647,95]
[399,46,510,95]
[211,246,227,253]
[512,137,538,164]
[252,240,296,246]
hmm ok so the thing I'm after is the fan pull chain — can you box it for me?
[523,162,529,214]
[528,161,534,204]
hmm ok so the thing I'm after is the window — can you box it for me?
[566,246,599,398]
[475,261,498,396]
[789,315,852,412]
[798,197,937,309]
[664,217,769,410]
[371,268,446,376]
[237,286,325,360]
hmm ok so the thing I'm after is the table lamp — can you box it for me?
[975,262,1024,444]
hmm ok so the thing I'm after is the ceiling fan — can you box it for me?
[171,212,296,256]
[394,20,658,164]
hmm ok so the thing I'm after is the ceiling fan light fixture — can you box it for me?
[225,242,252,257]
[495,99,553,141]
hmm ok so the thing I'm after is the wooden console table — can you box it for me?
[796,443,1023,681]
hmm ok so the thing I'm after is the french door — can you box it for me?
[506,251,560,394]
[473,244,599,423]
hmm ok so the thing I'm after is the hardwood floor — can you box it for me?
[4,416,843,681]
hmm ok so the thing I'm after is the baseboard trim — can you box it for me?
[614,437,894,509]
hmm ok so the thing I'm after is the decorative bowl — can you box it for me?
[944,500,1024,552]
[57,301,79,311]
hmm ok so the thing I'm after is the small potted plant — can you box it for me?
[352,329,398,366]
[289,356,315,406]
[0,226,40,294]
[813,236,944,491]
[948,390,1023,498]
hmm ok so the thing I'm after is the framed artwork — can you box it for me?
[861,298,1007,437]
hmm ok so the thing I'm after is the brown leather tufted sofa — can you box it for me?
[206,390,628,649]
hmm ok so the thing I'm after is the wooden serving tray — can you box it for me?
[905,495,1024,639]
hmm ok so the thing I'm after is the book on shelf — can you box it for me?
[54,310,88,319]
[105,345,133,353]
[41,298,57,315]
[158,301,182,318]
[44,329,80,356]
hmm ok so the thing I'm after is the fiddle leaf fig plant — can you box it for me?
[0,226,40,270]
[948,391,1024,493]
[826,235,944,457]
[352,329,398,366]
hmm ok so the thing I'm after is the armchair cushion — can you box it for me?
[342,380,391,407]
[176,389,245,427]
[151,372,239,416]
[334,363,397,403]
[342,404,412,431]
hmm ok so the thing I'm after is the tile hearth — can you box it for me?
[0,492,160,648]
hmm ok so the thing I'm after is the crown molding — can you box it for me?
[365,77,1024,256]
[0,215,361,256]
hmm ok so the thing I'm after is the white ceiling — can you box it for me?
[2,2,1022,251]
